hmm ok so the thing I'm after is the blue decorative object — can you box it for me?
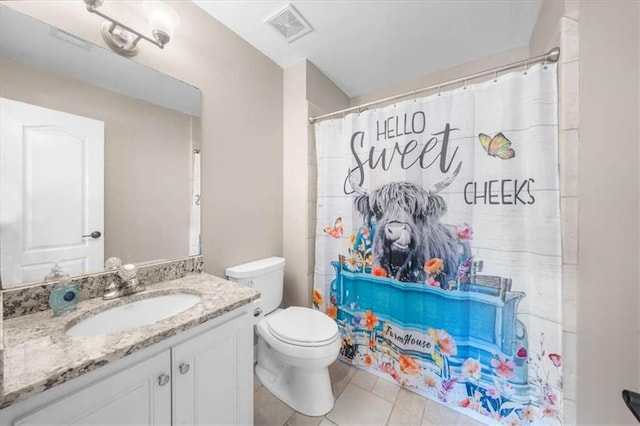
[46,264,79,316]
[63,290,76,302]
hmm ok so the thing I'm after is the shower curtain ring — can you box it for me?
[493,70,498,83]
[463,80,468,90]
[413,91,417,102]
[437,86,441,97]
[524,61,529,75]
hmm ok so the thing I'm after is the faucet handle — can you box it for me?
[105,257,122,270]
[119,264,138,280]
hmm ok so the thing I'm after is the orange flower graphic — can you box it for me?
[461,358,482,381]
[398,354,421,375]
[364,355,372,366]
[542,405,558,417]
[521,405,536,420]
[313,288,323,307]
[424,258,444,275]
[491,354,516,379]
[363,310,379,330]
[425,374,439,388]
[325,304,337,319]
[459,398,471,408]
[437,335,457,356]
[372,267,388,277]
[428,328,458,356]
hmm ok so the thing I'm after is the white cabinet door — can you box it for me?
[172,314,254,426]
[14,350,171,426]
[0,97,104,287]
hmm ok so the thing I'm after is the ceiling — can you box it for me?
[194,1,542,98]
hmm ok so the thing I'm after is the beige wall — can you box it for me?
[2,1,284,277]
[529,0,569,56]
[307,62,351,114]
[283,60,309,307]
[350,46,529,107]
[0,57,192,266]
[282,59,349,308]
[577,1,640,424]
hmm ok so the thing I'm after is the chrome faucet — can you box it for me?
[103,259,145,300]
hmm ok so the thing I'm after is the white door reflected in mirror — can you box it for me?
[0,98,104,286]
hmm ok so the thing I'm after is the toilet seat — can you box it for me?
[266,307,338,347]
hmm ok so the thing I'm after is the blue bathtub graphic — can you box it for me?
[329,260,530,391]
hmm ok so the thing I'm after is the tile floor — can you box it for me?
[253,361,486,426]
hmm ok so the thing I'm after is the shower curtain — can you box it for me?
[314,64,562,425]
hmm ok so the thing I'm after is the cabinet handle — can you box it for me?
[179,363,190,375]
[158,374,171,386]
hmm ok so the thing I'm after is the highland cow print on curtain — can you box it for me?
[313,64,562,425]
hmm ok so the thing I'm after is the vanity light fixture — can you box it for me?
[83,0,180,57]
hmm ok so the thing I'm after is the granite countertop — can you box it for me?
[0,273,260,410]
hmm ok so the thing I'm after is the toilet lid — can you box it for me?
[267,306,338,346]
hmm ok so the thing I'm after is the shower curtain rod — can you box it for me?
[308,47,560,124]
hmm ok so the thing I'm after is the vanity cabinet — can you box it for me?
[4,309,254,426]
[14,351,172,425]
[172,315,253,425]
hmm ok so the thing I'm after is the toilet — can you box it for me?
[225,257,340,416]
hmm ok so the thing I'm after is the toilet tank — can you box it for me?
[225,257,285,315]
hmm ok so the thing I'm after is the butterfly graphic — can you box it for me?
[478,132,516,160]
[323,217,343,238]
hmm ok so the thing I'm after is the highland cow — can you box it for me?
[350,164,461,283]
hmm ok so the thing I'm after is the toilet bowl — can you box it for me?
[255,307,340,416]
[225,257,341,416]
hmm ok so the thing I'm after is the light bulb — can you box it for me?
[142,1,180,45]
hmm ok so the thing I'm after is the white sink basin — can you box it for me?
[67,293,201,337]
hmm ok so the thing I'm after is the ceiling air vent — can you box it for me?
[265,4,313,43]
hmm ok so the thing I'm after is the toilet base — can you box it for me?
[256,338,335,416]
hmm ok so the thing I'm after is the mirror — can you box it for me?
[0,5,202,289]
